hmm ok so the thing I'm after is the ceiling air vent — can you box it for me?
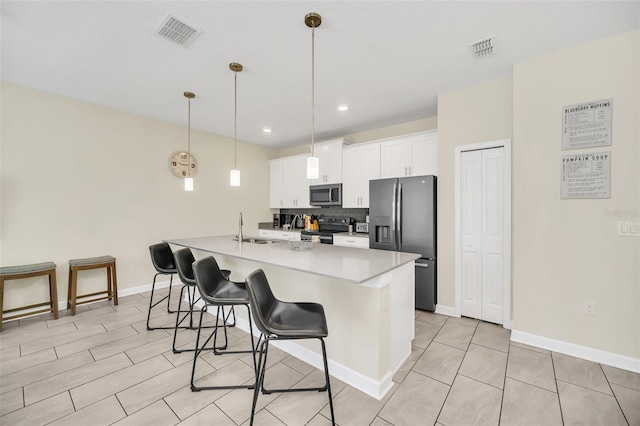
[471,36,495,58]
[155,14,201,47]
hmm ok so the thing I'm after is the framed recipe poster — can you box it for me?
[561,151,610,199]
[562,99,612,150]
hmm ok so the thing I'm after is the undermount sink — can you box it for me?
[232,237,278,244]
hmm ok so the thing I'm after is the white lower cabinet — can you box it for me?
[333,235,370,249]
[258,229,301,241]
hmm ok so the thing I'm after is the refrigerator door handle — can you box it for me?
[392,182,397,242]
[415,263,429,268]
[397,182,402,250]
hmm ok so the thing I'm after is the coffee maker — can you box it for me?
[273,213,281,228]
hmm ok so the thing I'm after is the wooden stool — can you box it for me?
[67,256,118,315]
[0,262,59,331]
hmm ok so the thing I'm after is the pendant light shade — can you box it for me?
[184,91,195,191]
[305,12,321,180]
[306,156,319,179]
[230,169,240,187]
[229,62,243,187]
[184,177,193,191]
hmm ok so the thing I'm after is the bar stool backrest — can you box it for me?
[244,269,279,337]
[173,248,196,285]
[192,257,232,303]
[149,243,175,274]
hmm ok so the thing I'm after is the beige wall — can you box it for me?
[512,30,639,358]
[436,78,514,308]
[276,117,438,157]
[0,82,274,309]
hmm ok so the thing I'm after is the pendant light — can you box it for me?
[229,62,243,187]
[184,91,195,191]
[305,12,321,180]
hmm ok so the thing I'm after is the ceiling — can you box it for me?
[2,1,638,148]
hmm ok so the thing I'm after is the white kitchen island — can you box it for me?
[164,235,419,400]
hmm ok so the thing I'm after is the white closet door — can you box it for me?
[460,147,505,324]
[460,150,482,319]
[481,148,505,324]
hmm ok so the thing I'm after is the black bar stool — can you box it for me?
[245,269,335,425]
[172,248,233,353]
[147,242,181,330]
[190,256,257,391]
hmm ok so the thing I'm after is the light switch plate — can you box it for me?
[618,221,640,237]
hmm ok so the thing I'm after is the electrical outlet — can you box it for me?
[618,221,640,237]
[583,300,596,315]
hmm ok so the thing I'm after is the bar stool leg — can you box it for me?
[49,270,59,319]
[70,267,78,316]
[66,268,72,311]
[0,277,5,332]
[111,263,118,306]
[107,265,113,301]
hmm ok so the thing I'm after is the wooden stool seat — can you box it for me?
[67,255,118,315]
[0,262,59,331]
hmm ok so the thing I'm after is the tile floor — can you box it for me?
[1,288,639,425]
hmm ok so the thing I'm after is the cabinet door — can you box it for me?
[258,229,272,238]
[269,159,284,208]
[324,142,343,184]
[342,148,362,208]
[410,133,438,176]
[282,157,298,208]
[380,139,410,178]
[333,235,370,249]
[295,155,311,208]
[310,140,344,185]
[283,155,310,208]
[359,143,381,207]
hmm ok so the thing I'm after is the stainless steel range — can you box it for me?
[300,216,354,244]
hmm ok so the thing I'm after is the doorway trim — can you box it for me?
[454,139,512,329]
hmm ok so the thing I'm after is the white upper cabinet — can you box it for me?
[286,155,311,208]
[269,158,285,208]
[380,131,438,178]
[271,133,436,210]
[270,155,310,209]
[309,139,349,185]
[342,142,381,208]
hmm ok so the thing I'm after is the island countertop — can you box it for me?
[164,235,420,284]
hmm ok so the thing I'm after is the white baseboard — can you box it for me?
[56,278,174,311]
[116,278,173,298]
[435,304,456,317]
[3,279,175,324]
[433,307,638,373]
[194,298,394,400]
[511,329,640,374]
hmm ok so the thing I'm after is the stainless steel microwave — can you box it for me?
[309,183,342,206]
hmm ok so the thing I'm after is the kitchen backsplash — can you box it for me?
[280,207,368,223]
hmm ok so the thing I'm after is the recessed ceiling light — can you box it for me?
[338,105,349,111]
[263,127,272,133]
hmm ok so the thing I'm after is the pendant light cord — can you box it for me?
[187,97,191,178]
[311,25,315,156]
[234,70,238,169]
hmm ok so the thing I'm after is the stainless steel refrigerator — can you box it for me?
[369,175,437,311]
